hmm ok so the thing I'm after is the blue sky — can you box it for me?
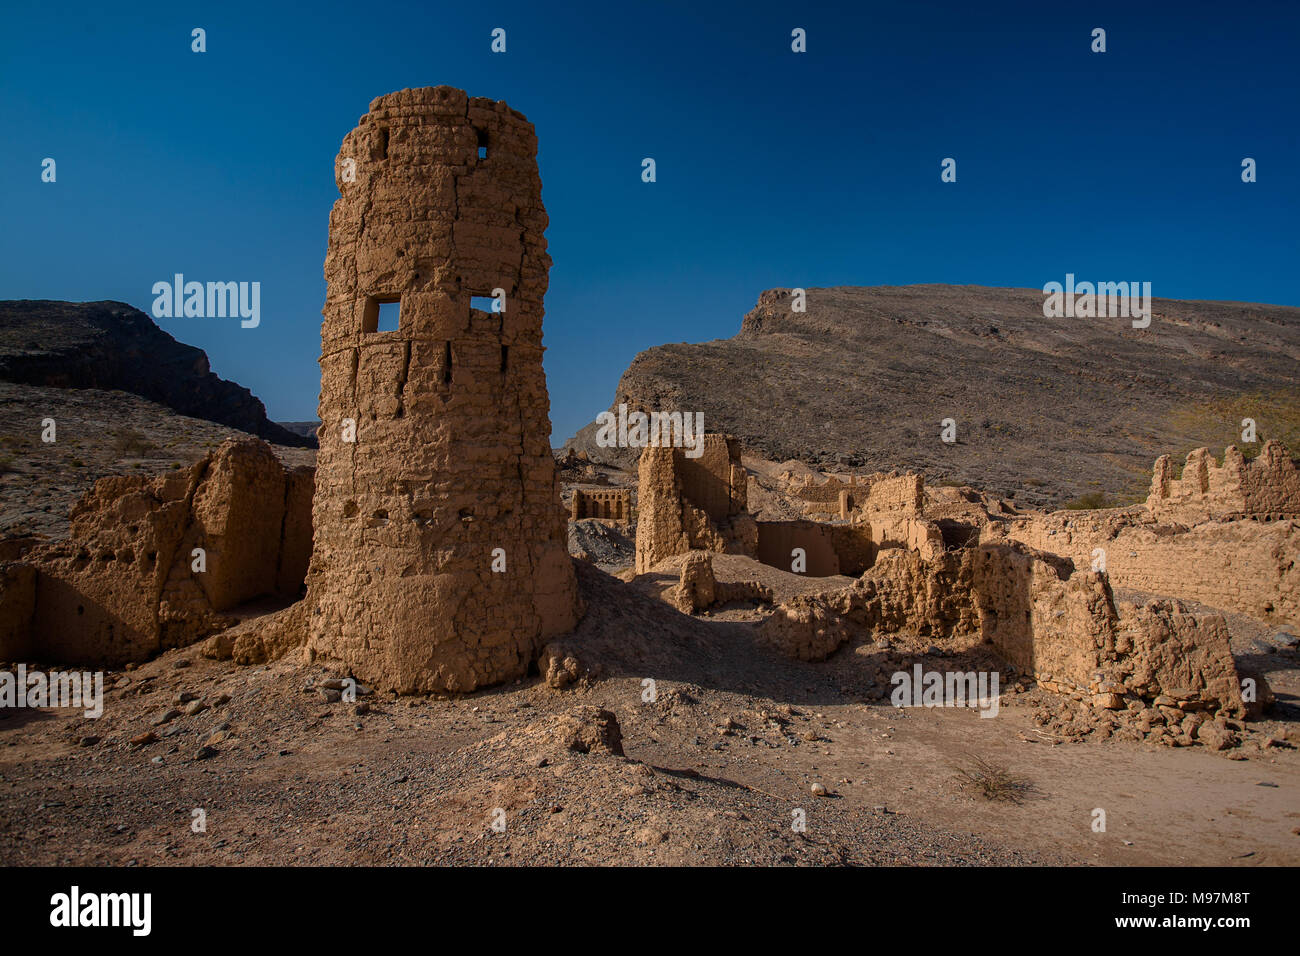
[2,0,1297,442]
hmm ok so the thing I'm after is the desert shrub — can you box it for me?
[954,754,1035,804]
[1063,490,1111,510]
[113,429,157,458]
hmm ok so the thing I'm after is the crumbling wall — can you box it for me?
[863,549,981,638]
[1148,440,1300,521]
[668,550,716,613]
[3,438,311,665]
[862,473,924,514]
[996,508,1299,629]
[974,544,1246,716]
[201,600,308,666]
[305,86,580,694]
[858,513,945,560]
[679,435,748,522]
[635,435,755,573]
[846,471,943,561]
[793,474,858,516]
[760,541,1247,718]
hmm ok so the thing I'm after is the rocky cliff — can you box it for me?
[0,300,313,447]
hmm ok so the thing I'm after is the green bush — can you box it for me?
[1063,490,1111,510]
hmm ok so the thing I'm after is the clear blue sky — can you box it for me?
[3,0,1297,443]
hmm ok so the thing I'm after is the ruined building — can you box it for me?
[634,438,926,579]
[0,439,312,665]
[570,488,632,524]
[635,435,756,573]
[304,87,580,693]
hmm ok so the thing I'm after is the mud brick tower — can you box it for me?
[305,87,580,693]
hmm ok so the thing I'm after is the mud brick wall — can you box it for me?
[677,434,747,523]
[305,87,579,694]
[1000,510,1299,629]
[0,439,310,665]
[863,473,924,514]
[1149,440,1300,521]
[756,520,840,576]
[635,435,751,572]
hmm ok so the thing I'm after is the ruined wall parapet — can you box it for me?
[1148,440,1300,522]
[995,505,1298,630]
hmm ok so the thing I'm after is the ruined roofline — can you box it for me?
[1148,438,1300,518]
[360,86,534,127]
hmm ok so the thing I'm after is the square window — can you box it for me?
[362,295,401,333]
[376,301,400,331]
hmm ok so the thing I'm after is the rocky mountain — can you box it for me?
[276,421,322,442]
[0,300,314,448]
[566,285,1300,507]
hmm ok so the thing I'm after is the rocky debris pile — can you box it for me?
[537,639,595,690]
[567,519,635,571]
[759,590,857,662]
[1010,677,1282,752]
[541,706,625,757]
[666,551,774,615]
[200,601,307,666]
[0,300,312,447]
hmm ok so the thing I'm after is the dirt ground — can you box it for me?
[2,560,1295,867]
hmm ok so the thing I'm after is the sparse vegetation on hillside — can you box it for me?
[1167,388,1300,463]
[1063,491,1113,510]
[113,428,158,458]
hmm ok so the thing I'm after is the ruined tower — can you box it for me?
[305,87,580,693]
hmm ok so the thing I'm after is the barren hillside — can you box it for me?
[566,285,1300,507]
[0,300,313,448]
